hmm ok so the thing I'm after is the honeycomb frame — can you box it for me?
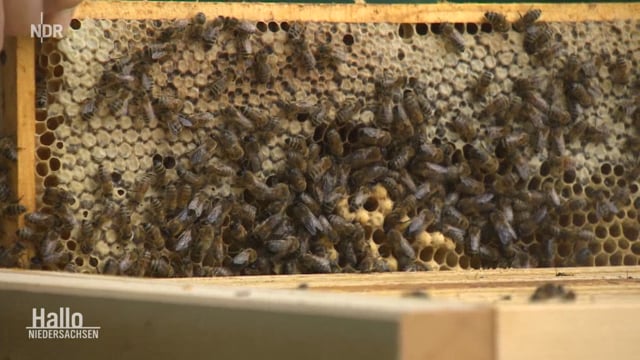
[2,2,640,276]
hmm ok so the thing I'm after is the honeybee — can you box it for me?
[482,95,510,118]
[397,90,424,125]
[501,132,529,152]
[380,177,404,201]
[252,48,273,84]
[2,203,26,217]
[354,127,391,147]
[448,115,477,142]
[208,130,241,162]
[298,192,322,215]
[143,43,174,61]
[594,190,619,220]
[251,213,285,242]
[417,162,470,182]
[189,225,213,264]
[16,226,41,242]
[558,198,588,214]
[130,174,153,206]
[474,70,494,99]
[36,79,48,110]
[484,12,510,33]
[189,141,216,170]
[0,137,18,161]
[387,229,416,266]
[530,283,575,302]
[231,248,257,269]
[567,83,594,107]
[283,135,308,156]
[201,21,221,49]
[442,223,466,245]
[25,211,58,230]
[413,141,444,165]
[389,145,415,171]
[405,208,435,239]
[172,228,193,253]
[344,147,383,170]
[301,253,331,274]
[457,175,485,196]
[547,105,571,127]
[441,22,465,53]
[80,98,96,122]
[521,102,546,130]
[523,23,553,55]
[375,97,395,129]
[609,56,630,85]
[292,202,323,236]
[266,236,300,261]
[308,156,334,182]
[286,150,308,172]
[286,22,306,42]
[335,98,363,125]
[237,106,267,130]
[221,104,254,131]
[309,101,331,126]
[186,12,207,38]
[550,130,566,155]
[350,165,389,186]
[176,166,206,188]
[513,9,542,32]
[200,199,231,229]
[150,256,174,278]
[466,225,482,255]
[210,72,230,99]
[443,205,470,230]
[162,113,185,137]
[321,128,343,157]
[490,210,518,249]
[41,240,71,268]
[292,39,316,71]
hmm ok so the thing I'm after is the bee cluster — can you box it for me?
[5,11,640,276]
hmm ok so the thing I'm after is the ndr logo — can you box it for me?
[30,12,63,43]
[26,307,100,340]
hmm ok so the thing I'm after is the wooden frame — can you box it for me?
[1,2,640,359]
[1,266,640,359]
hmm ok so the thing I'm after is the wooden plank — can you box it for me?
[162,266,640,304]
[0,269,493,360]
[0,37,36,241]
[73,1,640,22]
[497,304,640,360]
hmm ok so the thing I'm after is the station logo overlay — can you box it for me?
[27,307,101,339]
[30,11,64,43]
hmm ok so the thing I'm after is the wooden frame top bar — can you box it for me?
[74,1,640,22]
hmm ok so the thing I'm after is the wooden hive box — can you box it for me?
[1,2,640,359]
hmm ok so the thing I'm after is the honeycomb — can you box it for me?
[4,13,640,276]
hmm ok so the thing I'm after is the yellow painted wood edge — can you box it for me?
[73,1,640,22]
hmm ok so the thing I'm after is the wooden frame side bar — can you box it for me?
[0,37,36,239]
[74,1,640,22]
